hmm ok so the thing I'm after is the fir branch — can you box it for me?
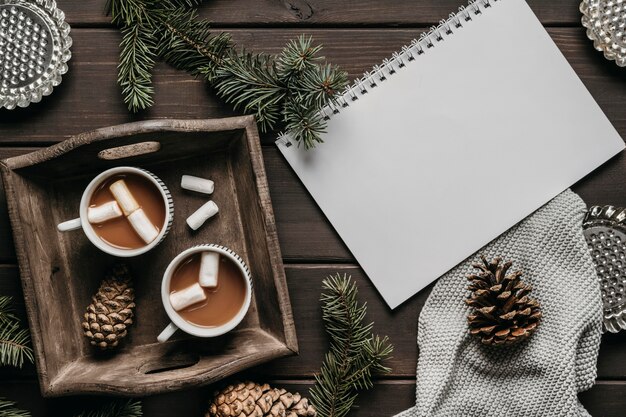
[294,63,347,110]
[73,400,142,417]
[107,0,348,147]
[214,50,285,131]
[156,8,231,79]
[168,0,205,8]
[0,297,17,326]
[311,352,358,417]
[108,0,156,26]
[0,398,30,417]
[118,24,158,112]
[310,274,393,417]
[277,35,323,83]
[348,335,393,390]
[0,321,33,369]
[283,98,327,149]
[0,296,33,369]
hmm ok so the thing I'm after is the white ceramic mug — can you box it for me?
[157,244,252,342]
[57,166,174,257]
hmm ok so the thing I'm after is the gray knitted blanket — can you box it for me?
[396,190,602,417]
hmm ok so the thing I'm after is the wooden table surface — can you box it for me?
[1,0,626,415]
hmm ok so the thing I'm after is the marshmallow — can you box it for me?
[109,179,140,216]
[199,251,220,288]
[169,283,206,311]
[128,208,159,244]
[87,201,123,224]
[181,175,214,195]
[186,200,219,231]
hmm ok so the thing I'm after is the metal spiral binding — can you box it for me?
[277,0,499,147]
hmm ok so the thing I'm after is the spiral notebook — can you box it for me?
[276,0,625,309]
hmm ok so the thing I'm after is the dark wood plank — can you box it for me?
[1,379,625,417]
[263,148,352,262]
[2,263,626,380]
[572,152,626,208]
[0,28,624,146]
[62,0,585,27]
[0,144,349,263]
[3,144,626,264]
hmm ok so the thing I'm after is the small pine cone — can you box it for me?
[466,255,542,346]
[81,263,136,350]
[207,381,316,417]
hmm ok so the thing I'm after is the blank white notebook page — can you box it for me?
[277,0,624,309]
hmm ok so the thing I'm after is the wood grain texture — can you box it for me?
[0,379,625,417]
[0,119,297,397]
[2,264,626,380]
[0,28,624,146]
[3,146,626,264]
[62,0,586,27]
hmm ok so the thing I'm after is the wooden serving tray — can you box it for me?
[0,117,297,397]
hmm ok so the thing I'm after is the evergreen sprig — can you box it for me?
[156,8,231,80]
[118,24,157,111]
[0,296,33,369]
[72,399,142,417]
[0,297,17,326]
[0,397,141,417]
[108,0,347,148]
[310,274,393,417]
[0,398,30,417]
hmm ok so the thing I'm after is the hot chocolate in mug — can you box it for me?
[158,244,252,342]
[57,166,174,257]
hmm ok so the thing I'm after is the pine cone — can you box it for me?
[82,263,136,350]
[466,255,541,346]
[207,382,316,417]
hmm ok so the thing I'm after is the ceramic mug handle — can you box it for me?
[57,218,82,232]
[157,322,178,343]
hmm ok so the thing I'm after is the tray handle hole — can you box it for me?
[140,353,200,374]
[98,141,161,160]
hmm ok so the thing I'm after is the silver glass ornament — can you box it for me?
[580,0,626,67]
[0,0,72,109]
[583,206,626,333]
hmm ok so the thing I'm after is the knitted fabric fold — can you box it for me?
[396,190,602,417]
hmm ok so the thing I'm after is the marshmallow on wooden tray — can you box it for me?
[186,200,219,231]
[181,175,214,195]
[109,179,140,216]
[199,251,220,288]
[87,201,123,224]
[128,208,159,244]
[169,283,206,311]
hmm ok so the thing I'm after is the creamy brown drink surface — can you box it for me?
[169,253,247,328]
[89,173,165,249]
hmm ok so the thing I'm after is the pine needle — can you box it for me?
[0,398,30,417]
[118,24,157,112]
[0,297,17,326]
[309,274,393,417]
[157,8,231,79]
[168,0,205,8]
[0,296,33,369]
[108,0,156,26]
[0,321,34,369]
[108,0,348,148]
[277,35,323,82]
[73,400,142,417]
[214,50,285,132]
[283,98,327,150]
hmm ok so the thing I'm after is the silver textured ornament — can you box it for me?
[580,0,626,67]
[0,0,72,109]
[583,206,626,333]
